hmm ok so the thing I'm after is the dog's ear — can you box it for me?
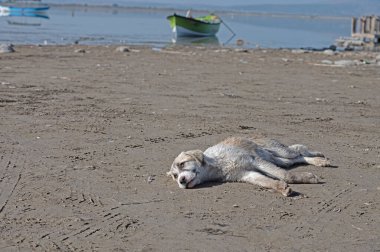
[166,170,176,181]
[184,150,204,165]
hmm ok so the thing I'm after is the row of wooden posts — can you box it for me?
[351,15,380,39]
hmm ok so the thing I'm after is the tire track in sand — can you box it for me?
[0,150,24,214]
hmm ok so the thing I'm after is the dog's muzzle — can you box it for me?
[178,176,195,189]
[179,176,187,186]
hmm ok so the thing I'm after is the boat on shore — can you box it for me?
[167,13,221,37]
[0,0,49,13]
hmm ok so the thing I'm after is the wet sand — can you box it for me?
[0,45,379,251]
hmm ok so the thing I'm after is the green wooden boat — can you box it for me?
[167,13,221,37]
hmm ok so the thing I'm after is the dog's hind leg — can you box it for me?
[302,156,331,167]
[268,155,329,168]
[287,144,330,166]
[253,159,321,184]
[260,139,300,159]
[240,171,292,196]
[262,141,330,167]
[262,140,325,159]
[289,144,325,157]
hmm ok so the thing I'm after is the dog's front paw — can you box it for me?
[276,181,292,197]
[302,172,320,184]
[286,171,320,184]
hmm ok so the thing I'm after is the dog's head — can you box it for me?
[167,150,204,189]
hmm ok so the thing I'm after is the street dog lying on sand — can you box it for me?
[168,136,331,196]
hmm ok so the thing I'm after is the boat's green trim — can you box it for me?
[167,14,221,36]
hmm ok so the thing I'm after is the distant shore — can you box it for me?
[48,3,351,20]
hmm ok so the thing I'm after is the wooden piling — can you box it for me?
[351,17,357,35]
[360,17,365,34]
[365,16,371,33]
[371,16,376,34]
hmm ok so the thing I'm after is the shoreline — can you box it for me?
[3,43,380,55]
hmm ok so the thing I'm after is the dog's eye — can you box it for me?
[173,173,178,179]
[178,162,185,169]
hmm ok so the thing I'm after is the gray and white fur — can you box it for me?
[167,136,331,196]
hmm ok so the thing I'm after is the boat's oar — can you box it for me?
[220,18,236,36]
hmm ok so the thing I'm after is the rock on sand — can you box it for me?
[0,44,15,53]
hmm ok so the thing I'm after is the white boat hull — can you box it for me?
[173,26,216,37]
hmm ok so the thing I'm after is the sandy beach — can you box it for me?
[0,45,379,251]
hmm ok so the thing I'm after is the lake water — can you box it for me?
[1,1,379,48]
